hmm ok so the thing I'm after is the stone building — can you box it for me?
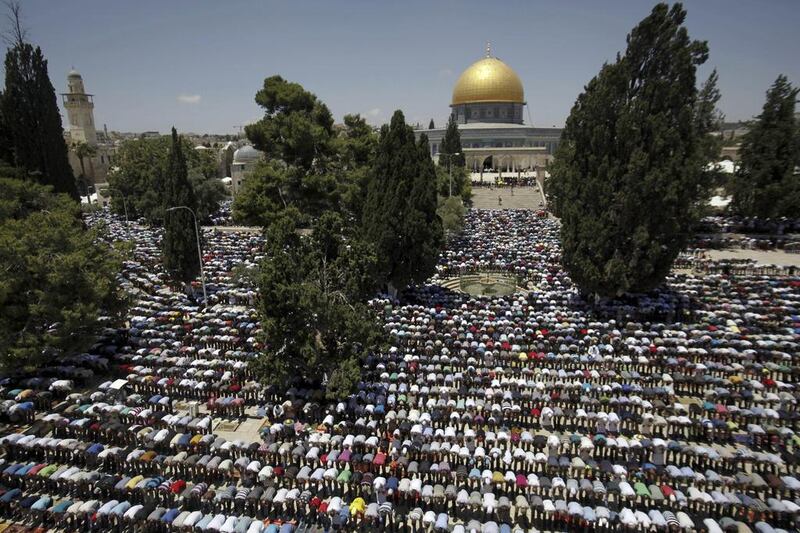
[61,69,116,191]
[418,47,562,174]
[230,145,264,195]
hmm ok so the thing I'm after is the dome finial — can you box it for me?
[485,41,491,58]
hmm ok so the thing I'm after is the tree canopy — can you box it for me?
[245,75,335,172]
[729,75,800,218]
[107,135,225,224]
[252,210,380,399]
[161,128,201,286]
[0,176,125,370]
[436,165,472,204]
[233,78,377,227]
[1,41,76,198]
[437,195,466,236]
[73,141,98,198]
[363,111,443,291]
[548,2,719,297]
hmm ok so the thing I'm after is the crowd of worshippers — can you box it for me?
[695,217,800,237]
[0,207,797,533]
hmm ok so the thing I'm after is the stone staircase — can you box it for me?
[469,185,545,210]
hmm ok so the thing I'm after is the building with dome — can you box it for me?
[418,46,562,175]
[230,145,264,195]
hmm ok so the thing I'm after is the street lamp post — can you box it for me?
[165,206,207,304]
[440,152,461,197]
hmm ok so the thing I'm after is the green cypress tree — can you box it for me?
[548,3,715,297]
[406,133,444,277]
[2,42,76,198]
[0,101,14,167]
[363,111,443,292]
[729,75,800,218]
[428,119,435,130]
[439,114,465,167]
[162,127,200,285]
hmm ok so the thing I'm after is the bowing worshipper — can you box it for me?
[0,208,797,532]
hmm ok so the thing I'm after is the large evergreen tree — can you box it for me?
[729,75,800,217]
[162,128,200,285]
[253,210,380,399]
[548,3,717,297]
[245,75,335,171]
[334,113,378,221]
[363,110,443,291]
[2,41,76,198]
[234,76,346,225]
[439,115,465,167]
[0,176,125,370]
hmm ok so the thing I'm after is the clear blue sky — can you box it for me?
[17,0,800,134]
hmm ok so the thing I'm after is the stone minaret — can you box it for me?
[61,69,97,146]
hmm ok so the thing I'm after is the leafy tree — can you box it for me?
[436,164,472,203]
[694,71,727,194]
[234,106,377,226]
[439,115,465,167]
[437,196,466,236]
[253,210,380,399]
[335,114,377,170]
[0,176,125,370]
[232,161,291,227]
[161,128,200,285]
[2,38,76,198]
[189,151,227,222]
[245,75,335,171]
[548,3,717,297]
[428,119,435,129]
[334,113,378,220]
[107,135,224,223]
[363,111,443,292]
[0,103,14,166]
[73,141,97,199]
[233,76,345,226]
[73,141,96,179]
[729,75,800,217]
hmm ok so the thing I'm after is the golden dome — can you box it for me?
[451,57,525,106]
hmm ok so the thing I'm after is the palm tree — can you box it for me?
[73,141,97,201]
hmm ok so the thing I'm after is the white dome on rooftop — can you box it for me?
[233,145,263,164]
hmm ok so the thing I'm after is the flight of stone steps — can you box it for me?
[469,185,545,210]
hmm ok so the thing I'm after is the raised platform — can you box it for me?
[470,185,545,210]
[439,272,527,297]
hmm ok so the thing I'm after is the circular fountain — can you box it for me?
[439,272,526,297]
